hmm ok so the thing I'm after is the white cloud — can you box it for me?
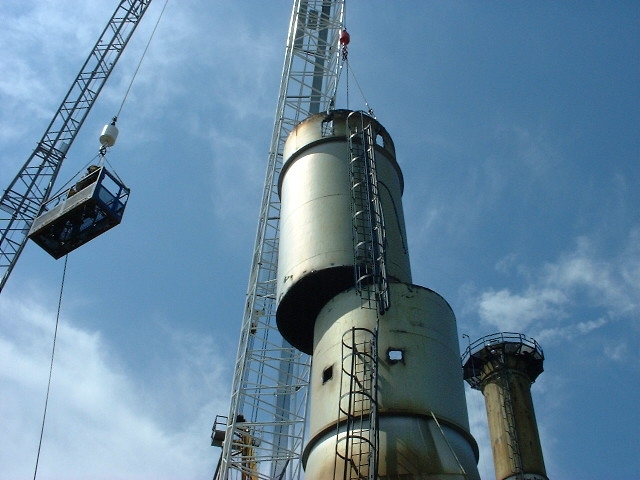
[473,228,640,341]
[477,287,567,332]
[542,234,640,317]
[536,317,608,344]
[603,341,630,363]
[0,292,227,479]
[464,231,640,480]
[464,386,494,480]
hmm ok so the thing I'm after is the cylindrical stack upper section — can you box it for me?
[303,283,480,479]
[276,110,411,353]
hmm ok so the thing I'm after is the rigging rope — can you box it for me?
[33,255,69,480]
[116,0,170,119]
[29,5,171,467]
[348,64,375,117]
[335,26,375,117]
[48,154,103,199]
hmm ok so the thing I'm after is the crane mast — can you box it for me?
[0,0,153,292]
[214,1,345,478]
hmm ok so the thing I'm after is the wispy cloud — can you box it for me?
[0,292,227,479]
[477,286,568,331]
[0,3,112,112]
[464,386,495,479]
[536,317,608,344]
[471,228,640,344]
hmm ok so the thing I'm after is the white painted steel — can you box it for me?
[276,110,411,352]
[304,419,478,480]
[304,282,480,479]
[99,123,119,147]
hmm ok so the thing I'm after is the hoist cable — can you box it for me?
[33,255,69,480]
[102,155,127,185]
[348,64,374,117]
[345,58,350,109]
[342,1,348,108]
[116,0,170,119]
[48,155,102,199]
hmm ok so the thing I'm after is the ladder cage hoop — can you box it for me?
[346,111,390,314]
[335,326,379,480]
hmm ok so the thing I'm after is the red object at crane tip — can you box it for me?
[340,29,350,45]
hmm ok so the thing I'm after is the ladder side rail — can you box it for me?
[367,327,379,480]
[347,114,374,299]
[500,358,524,477]
[347,111,389,312]
[349,139,371,294]
[0,0,153,292]
[362,123,389,312]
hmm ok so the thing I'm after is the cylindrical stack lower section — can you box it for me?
[462,333,548,480]
[304,283,480,479]
[276,110,411,353]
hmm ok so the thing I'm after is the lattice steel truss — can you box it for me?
[216,1,345,478]
[0,0,153,292]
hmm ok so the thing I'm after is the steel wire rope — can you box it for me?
[31,5,169,472]
[331,11,348,111]
[344,48,350,109]
[46,153,102,199]
[342,1,348,109]
[99,0,170,191]
[347,64,374,117]
[61,0,169,215]
[33,255,69,480]
[115,0,170,120]
[45,0,169,203]
[335,57,376,117]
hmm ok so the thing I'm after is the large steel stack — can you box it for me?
[275,109,481,479]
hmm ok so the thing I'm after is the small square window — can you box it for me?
[322,119,334,137]
[322,365,334,384]
[387,348,404,364]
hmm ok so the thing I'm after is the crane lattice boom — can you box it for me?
[0,0,153,292]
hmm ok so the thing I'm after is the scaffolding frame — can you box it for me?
[215,1,345,479]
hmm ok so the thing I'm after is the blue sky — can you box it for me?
[1,1,638,479]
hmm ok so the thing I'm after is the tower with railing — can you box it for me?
[462,332,548,480]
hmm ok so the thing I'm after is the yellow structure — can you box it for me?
[462,332,548,480]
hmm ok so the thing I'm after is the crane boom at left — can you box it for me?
[0,0,153,292]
